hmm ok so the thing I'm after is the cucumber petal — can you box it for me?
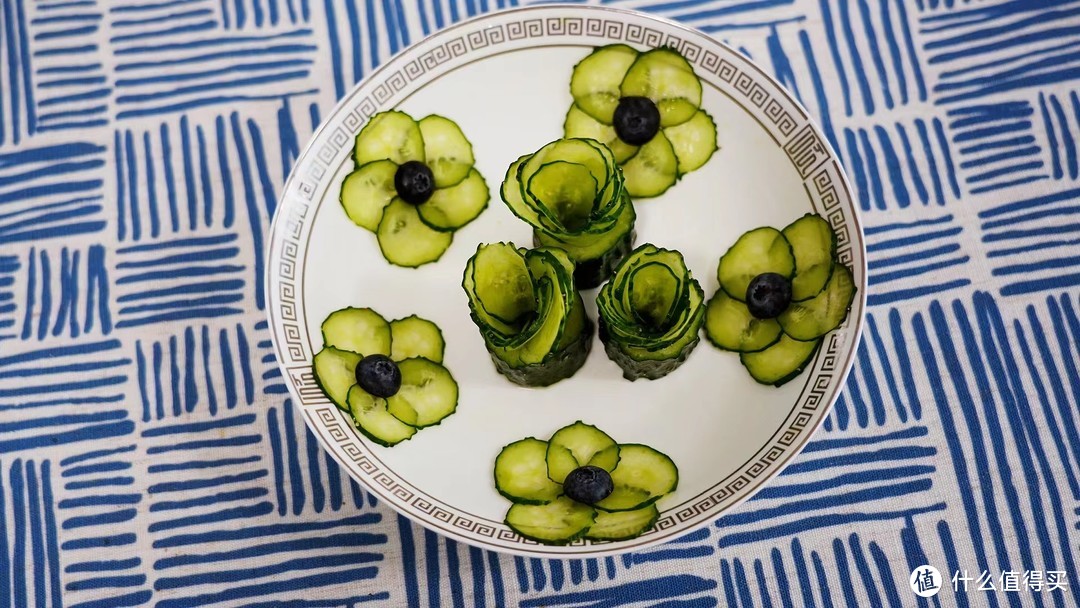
[664,109,718,175]
[783,214,838,301]
[418,114,475,188]
[778,263,856,341]
[622,131,678,198]
[348,385,416,447]
[312,347,362,410]
[704,289,782,353]
[505,497,596,545]
[526,161,599,234]
[389,315,445,363]
[494,438,563,505]
[340,160,398,232]
[417,168,490,231]
[546,421,620,484]
[563,103,639,163]
[619,48,702,128]
[376,198,454,268]
[500,155,545,227]
[353,110,424,166]
[717,227,796,301]
[740,334,820,387]
[321,307,391,356]
[594,444,678,512]
[570,44,639,124]
[586,505,659,541]
[385,358,458,428]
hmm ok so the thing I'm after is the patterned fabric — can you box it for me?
[0,0,1078,606]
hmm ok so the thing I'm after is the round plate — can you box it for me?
[267,4,866,557]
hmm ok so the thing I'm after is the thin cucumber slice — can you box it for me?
[521,140,612,209]
[312,347,362,410]
[622,131,678,198]
[468,242,535,332]
[704,289,782,353]
[377,198,453,268]
[628,261,683,330]
[321,307,391,356]
[488,314,594,388]
[546,421,620,484]
[563,104,639,163]
[505,496,596,545]
[619,48,702,128]
[389,316,445,363]
[664,109,717,175]
[385,358,458,428]
[534,195,636,289]
[740,334,820,387]
[570,44,639,123]
[340,160,397,232]
[783,214,838,301]
[778,264,855,341]
[417,168,489,231]
[717,227,796,301]
[526,161,598,233]
[418,114,474,188]
[354,110,424,166]
[595,444,678,512]
[586,505,659,541]
[494,438,563,505]
[347,385,416,447]
[501,155,545,227]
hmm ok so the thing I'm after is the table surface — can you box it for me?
[1,0,1079,606]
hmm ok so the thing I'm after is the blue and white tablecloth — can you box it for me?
[1,0,1079,606]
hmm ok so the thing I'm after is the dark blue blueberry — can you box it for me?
[746,272,792,319]
[613,96,661,146]
[562,465,614,505]
[394,160,435,205]
[355,354,402,398]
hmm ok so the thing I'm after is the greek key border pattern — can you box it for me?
[274,13,858,546]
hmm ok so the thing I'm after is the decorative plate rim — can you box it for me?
[266,4,868,558]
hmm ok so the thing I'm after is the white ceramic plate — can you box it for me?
[267,4,866,557]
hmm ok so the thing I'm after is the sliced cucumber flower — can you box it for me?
[596,244,706,381]
[312,307,458,447]
[563,44,718,198]
[462,243,593,387]
[494,421,678,545]
[340,110,490,268]
[500,138,637,289]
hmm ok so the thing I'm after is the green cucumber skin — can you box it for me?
[743,340,822,387]
[488,318,594,387]
[534,228,637,290]
[598,318,701,381]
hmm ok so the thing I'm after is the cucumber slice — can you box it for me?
[563,104,639,163]
[467,242,535,334]
[321,307,392,356]
[488,316,594,388]
[546,421,620,484]
[521,140,612,210]
[783,214,837,301]
[664,109,718,175]
[353,110,424,166]
[717,227,795,301]
[740,334,820,387]
[778,263,856,341]
[385,358,458,428]
[347,385,416,447]
[628,261,683,330]
[622,131,678,198]
[501,155,544,228]
[389,316,445,363]
[594,444,678,512]
[704,289,782,353]
[570,44,639,123]
[494,438,563,505]
[340,160,397,232]
[619,48,702,128]
[417,168,489,231]
[417,115,474,188]
[312,347,362,410]
[377,198,453,268]
[526,161,598,233]
[585,505,659,541]
[535,195,636,290]
[505,496,596,545]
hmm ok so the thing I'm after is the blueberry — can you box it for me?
[745,273,793,319]
[394,160,436,205]
[613,97,661,146]
[562,465,614,505]
[355,354,402,398]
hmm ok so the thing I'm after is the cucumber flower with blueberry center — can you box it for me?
[494,421,679,545]
[563,44,718,198]
[340,110,489,268]
[311,307,459,447]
